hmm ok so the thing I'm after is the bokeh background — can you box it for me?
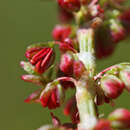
[1,0,130,129]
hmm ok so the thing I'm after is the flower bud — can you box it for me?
[40,82,65,109]
[95,26,115,59]
[58,0,80,12]
[57,41,76,53]
[94,119,111,130]
[60,52,74,75]
[120,9,130,33]
[21,75,43,86]
[120,69,130,92]
[58,7,73,23]
[73,60,85,78]
[52,25,71,41]
[25,47,55,74]
[109,19,125,43]
[24,89,41,103]
[108,108,130,128]
[95,41,115,59]
[100,75,124,99]
[64,96,79,124]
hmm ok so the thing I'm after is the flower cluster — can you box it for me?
[20,0,130,129]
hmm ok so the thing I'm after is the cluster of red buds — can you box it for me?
[20,0,130,129]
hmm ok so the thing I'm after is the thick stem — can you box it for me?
[76,28,97,130]
[77,28,95,77]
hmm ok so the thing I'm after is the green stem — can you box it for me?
[77,28,95,77]
[76,28,97,130]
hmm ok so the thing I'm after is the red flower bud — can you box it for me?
[24,89,41,103]
[100,75,124,99]
[111,28,125,43]
[52,25,71,41]
[40,88,60,109]
[25,47,54,74]
[21,75,43,86]
[60,52,74,75]
[58,7,73,23]
[104,95,111,104]
[120,9,130,33]
[108,108,130,128]
[95,41,115,59]
[94,119,111,130]
[95,26,115,59]
[57,41,76,53]
[120,69,130,92]
[73,60,85,78]
[109,19,126,43]
[58,0,80,12]
[40,82,64,109]
[64,96,79,124]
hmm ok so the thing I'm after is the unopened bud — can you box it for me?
[100,75,124,99]
[64,96,79,124]
[120,9,130,33]
[94,119,111,130]
[60,52,74,75]
[52,25,71,41]
[58,0,80,12]
[40,81,65,109]
[73,60,85,78]
[24,89,41,103]
[95,25,115,59]
[58,7,73,23]
[110,19,125,43]
[57,41,76,53]
[108,108,130,129]
[25,47,55,74]
[21,75,43,86]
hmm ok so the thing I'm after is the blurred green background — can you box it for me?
[0,0,130,130]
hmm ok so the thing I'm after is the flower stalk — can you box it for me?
[76,28,97,130]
